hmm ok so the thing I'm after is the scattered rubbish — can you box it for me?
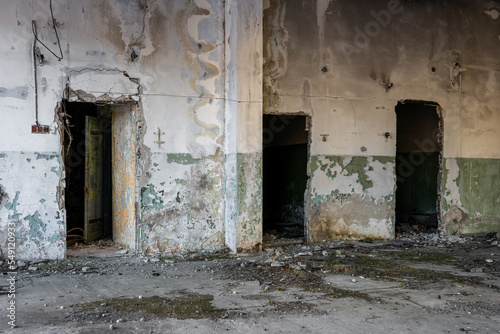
[294,252,313,257]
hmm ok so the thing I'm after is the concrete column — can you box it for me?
[224,0,263,252]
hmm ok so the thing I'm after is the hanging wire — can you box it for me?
[33,44,39,125]
[31,0,63,61]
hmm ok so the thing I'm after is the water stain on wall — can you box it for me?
[0,184,8,209]
[0,86,29,100]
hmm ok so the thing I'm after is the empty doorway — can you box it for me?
[63,102,137,249]
[262,114,309,243]
[395,101,442,234]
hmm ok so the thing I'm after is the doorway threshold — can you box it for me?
[263,234,305,248]
[67,241,131,258]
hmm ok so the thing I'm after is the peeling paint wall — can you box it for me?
[264,0,500,240]
[2,0,498,260]
[139,150,224,254]
[112,105,136,249]
[442,158,500,234]
[0,0,258,260]
[309,156,395,241]
[0,153,64,259]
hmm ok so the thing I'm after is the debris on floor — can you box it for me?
[1,233,499,333]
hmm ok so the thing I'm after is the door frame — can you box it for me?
[61,101,139,253]
[394,100,444,232]
[261,113,312,242]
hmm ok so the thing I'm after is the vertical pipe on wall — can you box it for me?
[32,39,39,126]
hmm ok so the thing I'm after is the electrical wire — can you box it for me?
[31,0,63,61]
[33,44,39,125]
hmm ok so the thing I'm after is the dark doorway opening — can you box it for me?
[395,101,442,234]
[262,114,309,243]
[63,102,112,246]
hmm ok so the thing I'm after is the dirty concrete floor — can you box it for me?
[1,234,500,334]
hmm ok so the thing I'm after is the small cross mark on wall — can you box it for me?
[154,127,165,147]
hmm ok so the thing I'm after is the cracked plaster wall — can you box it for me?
[0,0,249,259]
[264,0,500,240]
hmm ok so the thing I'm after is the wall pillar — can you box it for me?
[224,0,263,252]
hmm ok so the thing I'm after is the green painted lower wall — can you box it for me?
[442,157,500,234]
[139,152,225,254]
[0,152,65,260]
[236,153,263,251]
[308,155,395,242]
[455,158,500,216]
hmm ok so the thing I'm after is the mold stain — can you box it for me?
[0,184,8,209]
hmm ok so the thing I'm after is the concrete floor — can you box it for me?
[1,234,500,334]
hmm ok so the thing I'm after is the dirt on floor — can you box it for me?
[1,232,499,333]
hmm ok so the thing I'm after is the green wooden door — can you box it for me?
[84,116,104,242]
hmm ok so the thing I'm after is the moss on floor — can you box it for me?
[75,291,226,320]
[324,255,483,289]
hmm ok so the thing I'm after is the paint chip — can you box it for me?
[484,9,499,20]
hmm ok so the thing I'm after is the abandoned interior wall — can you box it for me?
[1,0,498,260]
[0,1,66,260]
[0,0,249,260]
[263,0,500,240]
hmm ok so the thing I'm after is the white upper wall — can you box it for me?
[0,0,227,156]
[263,0,500,159]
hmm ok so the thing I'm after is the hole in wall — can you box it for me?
[262,114,310,244]
[395,101,442,235]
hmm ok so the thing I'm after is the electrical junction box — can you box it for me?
[32,125,50,134]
